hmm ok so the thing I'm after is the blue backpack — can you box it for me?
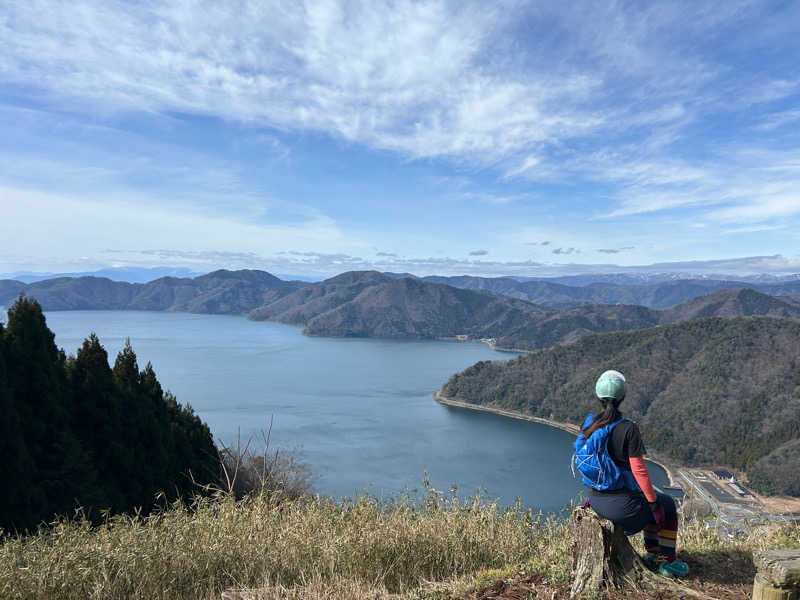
[572,414,638,491]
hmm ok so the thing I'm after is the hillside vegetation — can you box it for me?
[441,317,800,496]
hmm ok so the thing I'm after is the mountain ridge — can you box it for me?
[4,271,800,352]
[0,270,304,314]
[422,274,800,309]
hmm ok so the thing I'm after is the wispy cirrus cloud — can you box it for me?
[0,0,601,167]
[597,247,635,254]
[723,225,786,234]
[754,109,800,131]
[712,194,800,223]
[4,0,774,174]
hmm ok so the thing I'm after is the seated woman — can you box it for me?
[574,370,689,577]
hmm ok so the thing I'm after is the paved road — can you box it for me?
[679,471,719,514]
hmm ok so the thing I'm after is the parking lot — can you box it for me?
[698,479,751,506]
[684,469,760,508]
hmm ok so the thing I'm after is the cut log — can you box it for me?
[752,549,800,600]
[570,506,713,600]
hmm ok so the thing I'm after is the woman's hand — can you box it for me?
[650,501,666,529]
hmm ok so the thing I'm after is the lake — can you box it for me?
[41,310,669,513]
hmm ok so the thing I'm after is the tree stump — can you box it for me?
[752,549,800,600]
[570,506,713,600]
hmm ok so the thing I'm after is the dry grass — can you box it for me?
[0,488,540,600]
[1,489,798,600]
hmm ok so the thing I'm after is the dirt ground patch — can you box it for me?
[464,549,756,600]
[757,494,800,514]
[469,574,569,600]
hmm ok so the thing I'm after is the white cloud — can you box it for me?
[3,0,584,164]
[505,155,542,178]
[713,194,800,223]
[0,0,725,170]
[723,225,786,234]
[604,191,718,218]
[0,185,354,268]
[754,109,800,131]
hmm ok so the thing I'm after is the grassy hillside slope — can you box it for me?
[2,489,798,600]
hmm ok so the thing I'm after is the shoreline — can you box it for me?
[433,390,580,435]
[433,390,679,487]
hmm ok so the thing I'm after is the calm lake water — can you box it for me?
[40,310,668,513]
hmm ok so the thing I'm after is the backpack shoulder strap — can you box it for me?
[580,413,594,432]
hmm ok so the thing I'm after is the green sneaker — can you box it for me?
[642,552,660,567]
[658,559,690,577]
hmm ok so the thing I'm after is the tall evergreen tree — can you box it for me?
[111,339,144,505]
[164,391,218,498]
[2,297,97,530]
[0,321,38,531]
[138,362,171,500]
[67,333,124,511]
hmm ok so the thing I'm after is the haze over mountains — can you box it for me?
[3,269,800,352]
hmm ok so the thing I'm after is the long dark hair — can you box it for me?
[582,397,623,438]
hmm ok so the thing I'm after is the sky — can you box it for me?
[1,0,800,278]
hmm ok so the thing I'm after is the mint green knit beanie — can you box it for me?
[595,370,626,400]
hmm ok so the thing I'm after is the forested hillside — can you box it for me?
[0,297,218,532]
[249,271,551,339]
[441,316,800,496]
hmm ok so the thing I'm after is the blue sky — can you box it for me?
[1,0,799,277]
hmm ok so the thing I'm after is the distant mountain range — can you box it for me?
[248,271,549,341]
[495,288,800,350]
[249,272,800,350]
[3,270,800,352]
[0,267,204,284]
[440,316,800,496]
[0,270,302,314]
[415,274,800,309]
[512,272,800,286]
